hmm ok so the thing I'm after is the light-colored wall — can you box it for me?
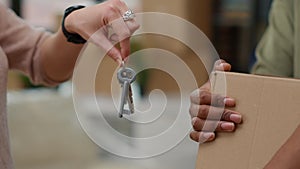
[140,0,214,94]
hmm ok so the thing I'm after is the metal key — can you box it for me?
[117,65,136,118]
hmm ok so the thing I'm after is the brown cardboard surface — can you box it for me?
[196,71,300,169]
[141,0,213,93]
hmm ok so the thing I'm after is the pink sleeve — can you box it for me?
[0,4,59,86]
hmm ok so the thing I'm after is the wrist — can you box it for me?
[62,5,86,44]
[64,11,76,34]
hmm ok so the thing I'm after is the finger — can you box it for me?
[110,33,119,43]
[107,47,123,65]
[107,0,131,41]
[110,20,131,58]
[214,59,226,66]
[102,3,131,59]
[190,89,236,107]
[90,31,122,64]
[214,59,231,71]
[192,117,236,132]
[119,37,130,60]
[189,104,242,123]
[125,19,140,34]
[113,0,129,13]
[190,88,209,104]
[114,0,140,56]
[115,0,137,31]
[190,131,215,143]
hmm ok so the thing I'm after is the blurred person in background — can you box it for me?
[0,0,139,168]
[189,0,300,168]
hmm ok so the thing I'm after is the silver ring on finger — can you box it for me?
[122,9,135,21]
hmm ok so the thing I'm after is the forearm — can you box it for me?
[40,27,83,82]
[264,124,300,169]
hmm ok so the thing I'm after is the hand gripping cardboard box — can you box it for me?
[196,71,300,169]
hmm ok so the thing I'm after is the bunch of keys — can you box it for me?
[117,62,136,118]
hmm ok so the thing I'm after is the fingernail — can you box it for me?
[230,114,242,123]
[224,98,235,106]
[199,132,215,143]
[221,122,235,131]
[203,132,215,139]
[116,58,122,66]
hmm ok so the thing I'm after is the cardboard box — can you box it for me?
[196,71,300,169]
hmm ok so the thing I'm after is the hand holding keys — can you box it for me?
[117,62,136,118]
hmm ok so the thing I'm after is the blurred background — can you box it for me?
[1,0,273,169]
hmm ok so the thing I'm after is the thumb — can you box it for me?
[214,59,231,71]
